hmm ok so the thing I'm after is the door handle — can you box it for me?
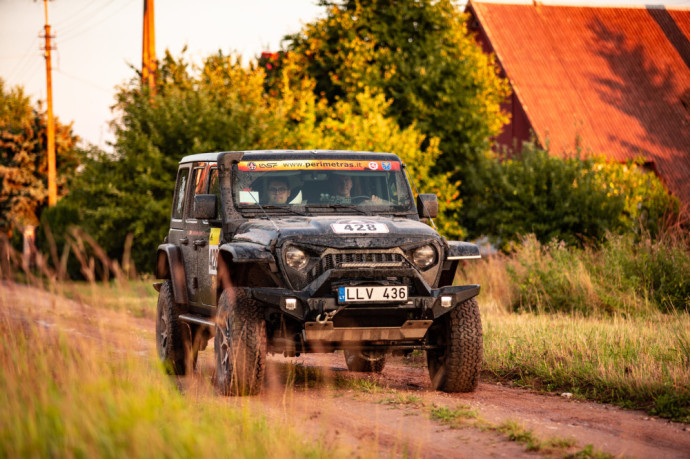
[194,239,207,248]
[180,237,189,245]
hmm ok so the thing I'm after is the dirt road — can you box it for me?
[3,282,690,458]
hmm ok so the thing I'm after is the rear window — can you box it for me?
[172,167,190,219]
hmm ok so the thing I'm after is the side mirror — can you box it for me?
[417,194,438,219]
[194,194,217,220]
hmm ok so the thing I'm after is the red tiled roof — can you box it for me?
[469,2,690,209]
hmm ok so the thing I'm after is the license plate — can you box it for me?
[338,286,408,303]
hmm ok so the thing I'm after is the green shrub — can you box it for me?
[503,232,689,315]
[462,141,678,248]
[595,233,690,313]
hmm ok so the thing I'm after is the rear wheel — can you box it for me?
[156,281,194,375]
[344,349,387,373]
[426,297,483,392]
[215,287,267,395]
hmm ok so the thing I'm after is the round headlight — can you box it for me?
[285,247,308,271]
[412,245,436,269]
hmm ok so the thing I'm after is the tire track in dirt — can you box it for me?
[3,281,690,458]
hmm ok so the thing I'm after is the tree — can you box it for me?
[51,51,280,271]
[54,49,460,273]
[273,56,462,236]
[0,78,80,236]
[285,0,510,171]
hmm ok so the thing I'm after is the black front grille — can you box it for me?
[308,252,405,282]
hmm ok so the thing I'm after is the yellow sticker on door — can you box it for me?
[209,228,221,275]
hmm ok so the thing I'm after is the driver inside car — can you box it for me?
[332,174,383,204]
[267,178,291,205]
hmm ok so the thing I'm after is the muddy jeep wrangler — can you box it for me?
[154,150,482,395]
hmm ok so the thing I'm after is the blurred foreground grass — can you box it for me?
[61,277,159,318]
[0,287,336,458]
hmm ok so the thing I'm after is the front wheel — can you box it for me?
[344,349,387,373]
[426,297,483,392]
[156,281,193,375]
[215,288,266,396]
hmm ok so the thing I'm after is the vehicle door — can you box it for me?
[169,164,194,301]
[198,165,220,307]
[183,163,212,306]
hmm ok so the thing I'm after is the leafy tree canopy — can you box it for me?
[284,0,510,169]
[462,142,679,249]
[0,78,80,236]
[52,50,460,273]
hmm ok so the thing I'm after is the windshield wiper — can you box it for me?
[259,205,308,216]
[306,203,372,216]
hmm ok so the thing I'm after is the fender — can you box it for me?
[219,242,275,263]
[446,241,481,260]
[156,243,188,305]
[216,242,277,293]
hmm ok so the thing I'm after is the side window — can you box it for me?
[209,167,220,217]
[187,166,207,220]
[209,168,219,197]
[172,167,190,220]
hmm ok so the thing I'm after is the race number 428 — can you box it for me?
[331,223,388,233]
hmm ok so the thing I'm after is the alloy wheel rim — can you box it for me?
[158,309,169,358]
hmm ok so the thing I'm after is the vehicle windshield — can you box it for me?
[232,158,415,214]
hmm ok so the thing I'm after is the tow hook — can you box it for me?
[315,310,337,324]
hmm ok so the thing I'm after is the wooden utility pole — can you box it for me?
[42,0,57,206]
[142,0,156,91]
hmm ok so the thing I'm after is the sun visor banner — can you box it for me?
[237,160,401,172]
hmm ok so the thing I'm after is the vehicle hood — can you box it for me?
[231,215,441,249]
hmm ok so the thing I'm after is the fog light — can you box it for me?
[441,296,452,308]
[285,298,297,311]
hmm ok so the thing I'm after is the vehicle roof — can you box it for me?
[179,150,402,164]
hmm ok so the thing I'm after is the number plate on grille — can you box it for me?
[331,223,388,233]
[338,286,408,303]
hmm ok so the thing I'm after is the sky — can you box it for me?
[0,0,326,150]
[1,0,689,152]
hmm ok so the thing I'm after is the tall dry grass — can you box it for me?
[483,312,690,421]
[0,232,344,457]
[0,285,338,458]
[457,230,690,421]
[458,231,689,315]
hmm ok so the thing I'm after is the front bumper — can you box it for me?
[248,283,480,322]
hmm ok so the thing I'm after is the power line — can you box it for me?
[54,68,113,94]
[59,0,137,44]
[53,0,111,31]
[4,37,41,84]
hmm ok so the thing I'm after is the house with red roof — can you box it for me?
[466,1,690,210]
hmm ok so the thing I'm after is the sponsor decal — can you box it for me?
[208,228,221,275]
[237,160,401,171]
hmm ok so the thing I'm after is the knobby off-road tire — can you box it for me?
[215,288,267,396]
[426,297,483,393]
[344,350,387,373]
[156,280,195,375]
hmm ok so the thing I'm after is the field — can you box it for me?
[1,230,689,456]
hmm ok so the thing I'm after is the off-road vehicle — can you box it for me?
[154,150,482,395]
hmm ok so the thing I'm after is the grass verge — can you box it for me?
[0,305,336,458]
[482,311,690,422]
